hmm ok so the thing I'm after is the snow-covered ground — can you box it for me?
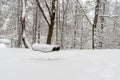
[0,43,10,48]
[0,48,120,80]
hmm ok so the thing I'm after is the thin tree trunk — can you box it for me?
[32,4,37,44]
[21,17,29,48]
[38,22,41,43]
[92,0,100,49]
[61,0,69,49]
[61,0,65,49]
[73,2,77,49]
[16,0,22,48]
[99,2,105,48]
[80,16,84,49]
[56,0,59,45]
[37,7,41,43]
[20,0,29,48]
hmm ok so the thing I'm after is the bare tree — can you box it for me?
[55,0,59,45]
[97,0,106,48]
[92,0,100,49]
[17,0,29,48]
[32,1,37,44]
[36,0,56,44]
[16,0,22,48]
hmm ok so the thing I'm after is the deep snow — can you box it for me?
[0,48,120,80]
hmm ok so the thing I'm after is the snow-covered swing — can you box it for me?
[32,43,60,53]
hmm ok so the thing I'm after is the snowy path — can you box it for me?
[0,48,120,80]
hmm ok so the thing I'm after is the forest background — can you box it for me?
[0,0,120,49]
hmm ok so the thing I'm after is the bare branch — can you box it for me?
[93,0,100,28]
[35,0,50,26]
[76,0,93,27]
[44,0,52,17]
[51,0,56,14]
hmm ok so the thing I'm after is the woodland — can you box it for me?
[0,0,120,49]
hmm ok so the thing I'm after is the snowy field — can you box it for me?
[0,48,120,80]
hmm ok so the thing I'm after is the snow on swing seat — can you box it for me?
[32,43,60,53]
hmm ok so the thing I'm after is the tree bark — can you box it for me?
[92,0,100,49]
[56,0,59,45]
[98,2,105,48]
[32,4,37,44]
[47,20,55,44]
[46,0,56,44]
[16,0,22,48]
[20,0,29,48]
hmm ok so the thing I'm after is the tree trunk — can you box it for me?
[21,17,29,48]
[61,0,65,49]
[20,0,29,48]
[16,0,22,48]
[56,0,60,45]
[38,22,41,43]
[32,4,37,44]
[47,14,55,44]
[92,0,100,49]
[98,2,105,48]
